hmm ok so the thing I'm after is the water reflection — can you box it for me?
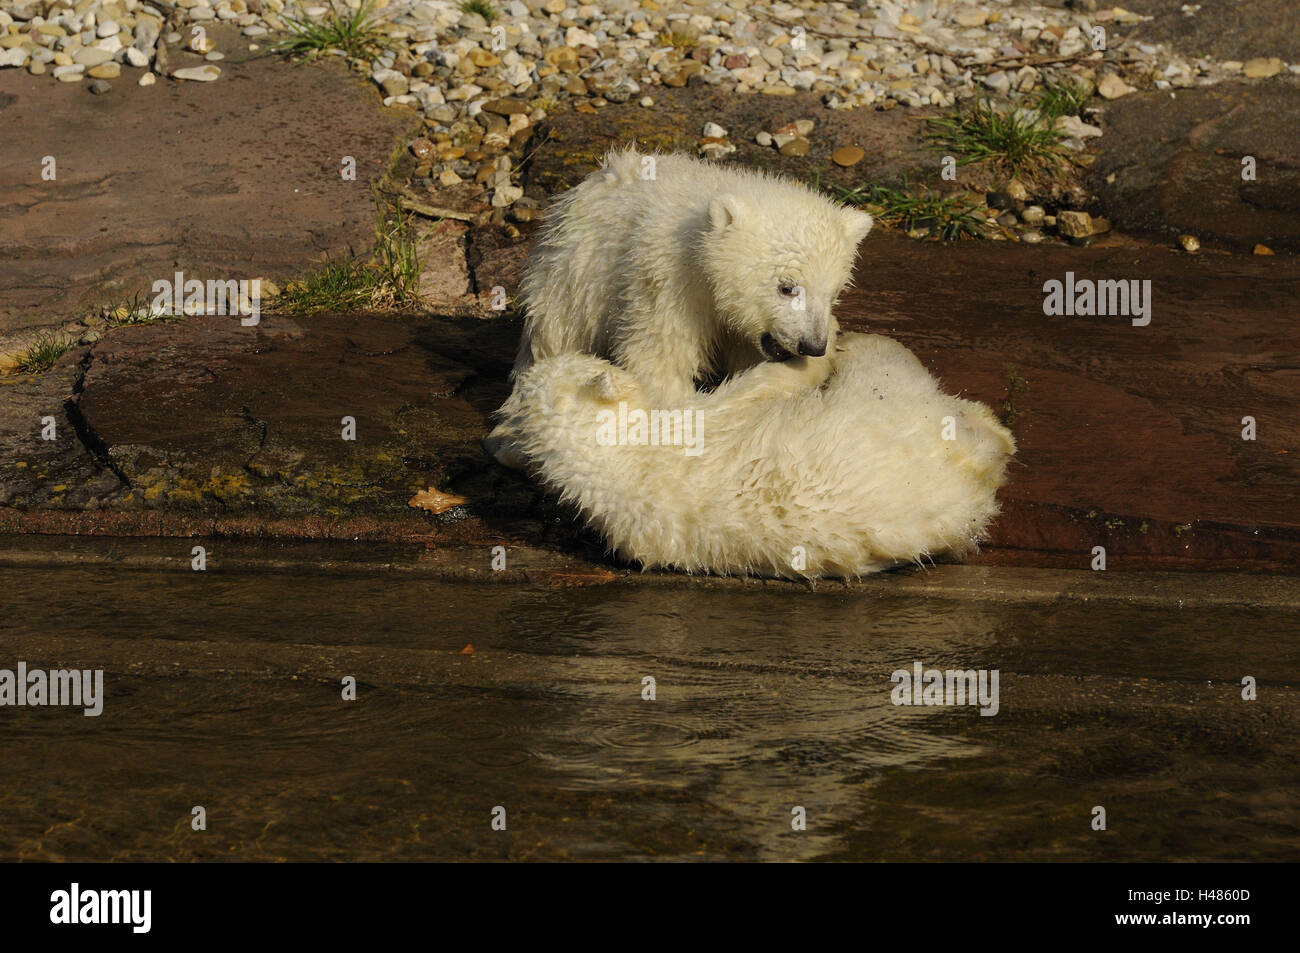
[0,569,1295,861]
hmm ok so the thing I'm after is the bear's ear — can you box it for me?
[708,194,748,232]
[840,206,874,247]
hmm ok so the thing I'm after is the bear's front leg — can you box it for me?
[715,353,834,404]
[611,307,711,406]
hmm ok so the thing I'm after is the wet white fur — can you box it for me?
[494,333,1015,579]
[511,148,874,404]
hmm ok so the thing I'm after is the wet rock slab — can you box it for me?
[82,311,517,518]
[0,347,118,509]
[0,310,525,538]
[3,225,1297,575]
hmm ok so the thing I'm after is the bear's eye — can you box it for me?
[778,283,798,297]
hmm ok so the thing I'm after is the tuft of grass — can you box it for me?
[16,330,75,374]
[459,0,497,24]
[1033,76,1093,121]
[926,97,1070,177]
[278,259,378,314]
[108,309,172,327]
[273,0,391,62]
[102,291,176,327]
[833,181,987,240]
[370,198,422,306]
[279,196,422,314]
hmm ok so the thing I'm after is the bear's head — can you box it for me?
[701,191,873,363]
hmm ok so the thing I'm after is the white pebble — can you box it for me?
[172,65,221,81]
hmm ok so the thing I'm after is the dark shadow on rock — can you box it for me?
[1091,79,1300,250]
[407,311,629,563]
[1121,0,1300,63]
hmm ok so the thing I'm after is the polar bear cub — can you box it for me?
[494,333,1016,579]
[512,148,875,403]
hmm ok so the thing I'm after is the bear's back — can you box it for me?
[596,149,827,222]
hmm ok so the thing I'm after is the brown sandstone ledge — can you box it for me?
[1,231,1296,575]
[0,24,417,350]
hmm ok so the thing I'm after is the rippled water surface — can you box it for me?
[1,568,1297,861]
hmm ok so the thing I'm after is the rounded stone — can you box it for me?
[778,136,810,157]
[831,145,864,167]
[72,47,114,67]
[172,65,222,82]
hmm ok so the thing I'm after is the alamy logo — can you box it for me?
[50,884,151,933]
[151,271,261,325]
[0,662,104,716]
[890,661,999,716]
[596,402,704,456]
[1042,271,1152,326]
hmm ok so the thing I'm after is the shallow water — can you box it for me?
[1,567,1296,861]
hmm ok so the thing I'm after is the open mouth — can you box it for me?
[760,333,796,362]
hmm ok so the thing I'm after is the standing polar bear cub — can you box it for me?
[495,334,1015,579]
[511,148,874,402]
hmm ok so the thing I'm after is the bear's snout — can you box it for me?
[797,336,826,357]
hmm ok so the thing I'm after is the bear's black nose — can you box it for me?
[797,338,826,357]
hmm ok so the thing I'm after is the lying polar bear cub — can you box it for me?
[495,333,1015,579]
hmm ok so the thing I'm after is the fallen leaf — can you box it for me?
[409,487,469,514]
[459,644,475,655]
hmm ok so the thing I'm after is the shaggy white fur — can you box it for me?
[510,148,874,403]
[494,333,1015,579]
